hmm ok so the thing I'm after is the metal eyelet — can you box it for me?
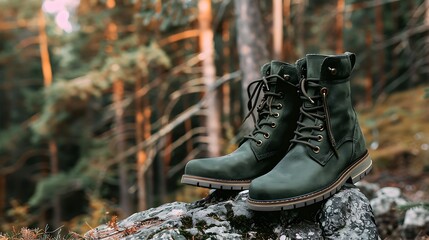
[276,104,283,110]
[313,146,320,153]
[283,74,290,81]
[328,67,337,75]
[320,87,328,95]
[319,124,324,131]
[263,133,270,139]
[271,122,276,128]
[273,112,280,118]
[317,135,323,142]
[256,140,263,146]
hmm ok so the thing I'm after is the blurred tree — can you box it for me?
[273,0,283,59]
[336,0,345,53]
[199,0,221,157]
[234,0,269,124]
[37,8,61,228]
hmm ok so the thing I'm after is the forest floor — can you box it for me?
[359,84,429,202]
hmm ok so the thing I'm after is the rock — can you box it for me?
[319,187,379,240]
[85,184,379,240]
[369,187,409,239]
[403,207,429,227]
[402,207,429,240]
[355,181,380,200]
[370,187,408,216]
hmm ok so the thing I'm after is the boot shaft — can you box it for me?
[295,52,366,164]
[306,53,357,145]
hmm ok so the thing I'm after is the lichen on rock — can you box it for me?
[85,184,379,239]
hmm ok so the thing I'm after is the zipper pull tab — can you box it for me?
[321,87,339,157]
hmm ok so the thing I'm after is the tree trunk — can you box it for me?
[375,0,385,94]
[336,0,345,53]
[426,0,429,37]
[283,0,294,61]
[295,0,306,57]
[38,10,61,228]
[105,0,132,216]
[0,176,4,217]
[135,74,147,211]
[365,30,373,107]
[273,0,283,60]
[113,80,131,216]
[234,0,269,122]
[199,0,221,157]
[222,20,232,138]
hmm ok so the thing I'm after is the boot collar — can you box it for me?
[306,52,356,81]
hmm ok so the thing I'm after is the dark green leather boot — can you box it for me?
[181,61,301,190]
[247,52,372,210]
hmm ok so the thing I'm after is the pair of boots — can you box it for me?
[181,52,372,211]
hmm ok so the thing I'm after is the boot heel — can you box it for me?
[347,154,372,184]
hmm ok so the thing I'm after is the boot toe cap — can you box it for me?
[184,159,206,176]
[184,158,224,179]
[249,174,291,201]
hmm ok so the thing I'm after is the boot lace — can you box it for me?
[290,78,338,156]
[242,74,292,145]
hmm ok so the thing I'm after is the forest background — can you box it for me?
[0,0,428,236]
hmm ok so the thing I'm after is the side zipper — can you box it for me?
[321,87,339,157]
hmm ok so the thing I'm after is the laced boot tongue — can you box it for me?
[267,61,289,92]
[243,61,296,145]
[295,54,338,155]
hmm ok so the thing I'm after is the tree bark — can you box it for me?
[222,20,232,137]
[234,0,269,121]
[38,10,61,228]
[283,0,294,61]
[426,0,429,34]
[365,30,373,107]
[273,0,283,60]
[113,80,131,216]
[135,74,147,211]
[375,0,385,93]
[199,0,221,157]
[295,0,306,57]
[105,0,132,216]
[0,176,4,217]
[336,0,345,53]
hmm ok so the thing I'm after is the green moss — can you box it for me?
[180,215,193,229]
[195,220,207,232]
[229,215,252,233]
[207,212,221,221]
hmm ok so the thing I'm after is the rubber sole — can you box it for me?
[246,152,372,211]
[181,175,251,190]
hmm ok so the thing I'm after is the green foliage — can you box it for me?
[0,0,41,19]
[28,173,85,207]
[139,0,198,31]
[398,202,429,212]
[29,138,111,207]
[30,42,170,139]
[0,125,26,153]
